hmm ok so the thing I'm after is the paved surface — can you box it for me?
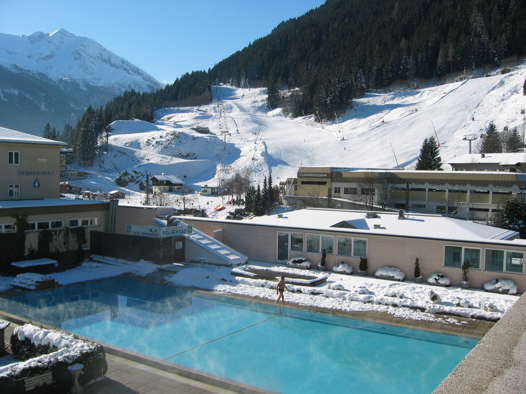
[435,291,526,393]
[86,354,236,394]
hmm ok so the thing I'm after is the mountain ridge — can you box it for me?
[0,29,162,133]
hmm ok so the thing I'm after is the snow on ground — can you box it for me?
[70,60,526,205]
[0,256,159,291]
[166,263,518,323]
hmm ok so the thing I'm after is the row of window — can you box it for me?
[333,187,376,196]
[289,232,367,258]
[444,245,525,273]
[0,218,98,233]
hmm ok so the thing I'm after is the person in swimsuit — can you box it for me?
[276,275,287,303]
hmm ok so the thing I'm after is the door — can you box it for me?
[277,232,289,262]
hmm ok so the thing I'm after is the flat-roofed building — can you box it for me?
[0,126,110,257]
[448,152,526,172]
[179,208,526,291]
[292,167,526,221]
[0,126,66,200]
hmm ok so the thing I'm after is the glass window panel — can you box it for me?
[37,221,49,230]
[337,238,352,256]
[290,233,304,252]
[485,249,504,272]
[444,246,462,267]
[81,219,90,226]
[506,251,524,273]
[69,219,79,227]
[51,221,63,229]
[306,234,320,253]
[463,248,480,269]
[321,236,334,254]
[353,239,367,257]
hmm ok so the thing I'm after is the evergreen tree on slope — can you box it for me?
[416,137,442,170]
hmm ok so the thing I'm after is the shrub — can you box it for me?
[414,258,421,278]
[359,257,368,272]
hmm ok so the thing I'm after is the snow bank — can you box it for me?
[374,266,405,281]
[0,319,8,330]
[483,279,517,295]
[332,263,353,274]
[427,272,452,287]
[0,324,99,378]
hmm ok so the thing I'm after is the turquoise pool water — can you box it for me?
[0,278,476,393]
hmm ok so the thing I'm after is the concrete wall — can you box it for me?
[182,218,526,292]
[0,142,61,200]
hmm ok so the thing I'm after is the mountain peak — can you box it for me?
[48,28,75,38]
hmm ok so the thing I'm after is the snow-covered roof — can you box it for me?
[448,153,526,165]
[184,208,519,244]
[151,174,184,184]
[0,126,66,146]
[0,199,108,209]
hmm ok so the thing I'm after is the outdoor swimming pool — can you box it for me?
[0,278,477,393]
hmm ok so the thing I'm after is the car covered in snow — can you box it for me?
[287,257,312,269]
[483,279,517,295]
[427,272,451,287]
[374,266,405,281]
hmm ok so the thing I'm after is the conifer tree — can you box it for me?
[416,137,442,170]
[505,128,523,153]
[267,84,280,110]
[481,122,503,153]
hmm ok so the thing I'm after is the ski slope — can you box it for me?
[75,61,526,197]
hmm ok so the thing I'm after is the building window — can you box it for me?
[300,181,327,185]
[436,206,446,214]
[353,239,367,257]
[306,234,320,253]
[37,221,50,230]
[69,219,79,227]
[290,233,304,252]
[344,187,357,195]
[26,222,37,231]
[337,238,352,256]
[8,184,20,199]
[485,249,504,272]
[505,251,524,273]
[463,248,480,269]
[81,219,90,226]
[175,241,183,249]
[361,188,375,195]
[51,220,63,229]
[333,187,341,194]
[321,236,334,254]
[8,151,20,165]
[1,224,15,233]
[444,246,462,268]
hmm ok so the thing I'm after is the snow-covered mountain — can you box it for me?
[73,60,526,203]
[0,29,162,133]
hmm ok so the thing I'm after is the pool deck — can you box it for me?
[435,289,526,394]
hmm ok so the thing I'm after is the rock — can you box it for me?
[429,290,441,303]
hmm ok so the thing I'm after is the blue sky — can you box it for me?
[0,0,325,84]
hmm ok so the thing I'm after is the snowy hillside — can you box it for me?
[0,29,161,91]
[77,61,526,199]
